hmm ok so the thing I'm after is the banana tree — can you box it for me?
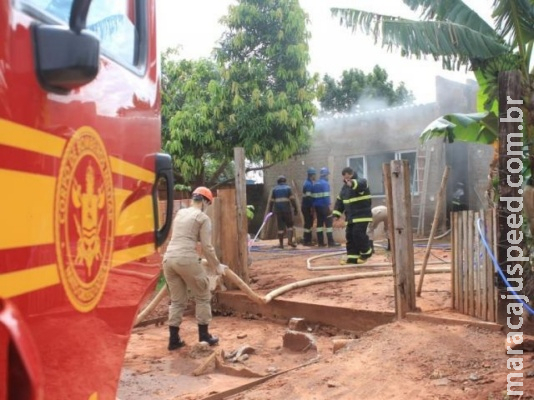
[332,0,534,230]
[331,0,533,166]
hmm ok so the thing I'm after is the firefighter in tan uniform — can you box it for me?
[368,205,390,251]
[163,186,226,350]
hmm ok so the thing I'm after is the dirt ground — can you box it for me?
[118,238,534,400]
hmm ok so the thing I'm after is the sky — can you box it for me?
[156,0,494,104]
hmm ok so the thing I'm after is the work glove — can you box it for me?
[216,263,228,276]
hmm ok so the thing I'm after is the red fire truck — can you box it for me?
[0,1,173,398]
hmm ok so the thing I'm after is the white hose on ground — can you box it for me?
[222,262,450,304]
[224,268,267,305]
[305,251,450,271]
[413,229,451,242]
[263,267,450,303]
[134,231,453,324]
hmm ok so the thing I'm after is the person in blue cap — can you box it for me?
[301,167,316,246]
[312,167,340,247]
[268,175,298,248]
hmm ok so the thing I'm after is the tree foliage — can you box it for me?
[161,0,319,187]
[214,0,319,166]
[161,49,232,187]
[319,65,414,114]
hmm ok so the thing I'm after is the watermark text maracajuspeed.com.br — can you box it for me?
[500,95,527,396]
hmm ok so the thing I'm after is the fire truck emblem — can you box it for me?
[54,127,115,313]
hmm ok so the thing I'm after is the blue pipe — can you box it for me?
[476,218,534,315]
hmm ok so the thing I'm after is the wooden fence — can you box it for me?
[451,209,497,322]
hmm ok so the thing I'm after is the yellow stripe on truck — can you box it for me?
[0,119,65,157]
[0,244,157,299]
[109,157,154,184]
[111,244,155,268]
[0,175,153,249]
[0,264,59,298]
[0,169,55,249]
[0,119,154,184]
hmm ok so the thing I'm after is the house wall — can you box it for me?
[263,76,492,236]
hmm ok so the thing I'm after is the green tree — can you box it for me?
[161,49,232,187]
[214,0,319,166]
[319,65,414,114]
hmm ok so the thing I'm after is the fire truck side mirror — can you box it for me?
[154,153,174,248]
[31,0,99,94]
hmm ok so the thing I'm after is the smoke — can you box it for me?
[355,96,390,113]
[314,100,437,151]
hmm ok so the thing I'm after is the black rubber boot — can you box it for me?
[317,232,325,247]
[198,324,219,346]
[303,231,312,246]
[168,326,185,350]
[277,233,284,249]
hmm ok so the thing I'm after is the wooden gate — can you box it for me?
[451,209,497,322]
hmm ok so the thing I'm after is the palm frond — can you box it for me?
[332,8,510,70]
[403,0,496,37]
[493,0,534,47]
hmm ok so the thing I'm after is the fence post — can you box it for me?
[390,159,416,319]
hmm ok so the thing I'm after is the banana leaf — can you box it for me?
[419,111,498,144]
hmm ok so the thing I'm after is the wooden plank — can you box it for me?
[217,189,241,289]
[480,209,488,321]
[455,211,462,312]
[467,210,475,316]
[382,163,398,315]
[405,313,503,332]
[490,208,498,322]
[390,160,416,319]
[216,292,396,333]
[486,208,496,322]
[417,166,449,296]
[458,212,467,314]
[234,148,249,283]
[473,211,484,319]
[211,198,222,260]
[451,211,456,310]
[260,188,274,240]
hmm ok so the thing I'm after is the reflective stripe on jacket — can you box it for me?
[269,184,297,213]
[333,178,372,223]
[312,178,331,207]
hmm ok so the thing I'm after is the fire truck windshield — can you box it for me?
[21,0,137,65]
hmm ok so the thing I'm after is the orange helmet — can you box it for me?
[192,186,214,204]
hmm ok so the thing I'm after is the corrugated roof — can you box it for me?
[314,102,437,123]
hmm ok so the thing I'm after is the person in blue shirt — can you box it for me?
[301,167,316,246]
[268,175,298,249]
[312,167,340,247]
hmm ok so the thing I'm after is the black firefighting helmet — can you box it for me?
[277,175,287,184]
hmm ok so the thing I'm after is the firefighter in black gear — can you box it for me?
[312,167,340,247]
[333,167,373,264]
[269,175,298,248]
[301,167,316,246]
